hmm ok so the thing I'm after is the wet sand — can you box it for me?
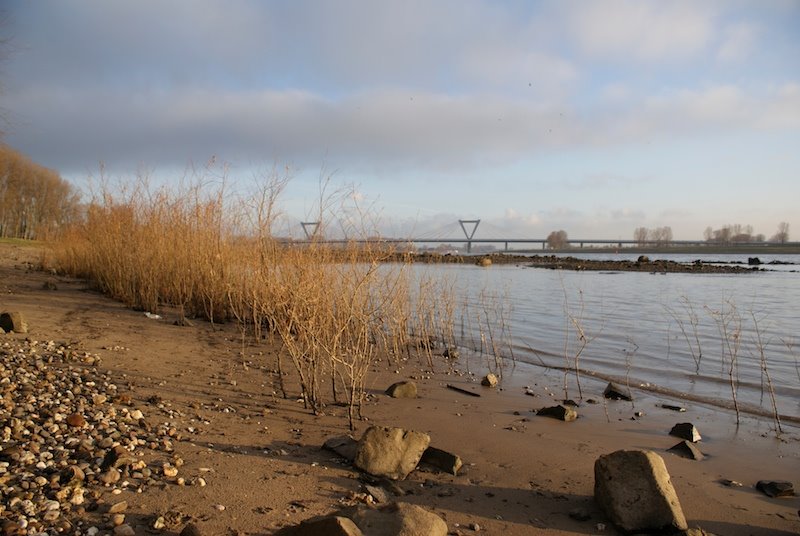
[1,241,798,535]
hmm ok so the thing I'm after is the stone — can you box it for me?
[66,412,86,427]
[113,525,135,536]
[420,446,463,475]
[568,508,591,521]
[0,311,28,334]
[179,524,203,536]
[603,382,632,401]
[349,502,448,536]
[537,404,578,422]
[594,449,688,533]
[478,257,492,267]
[354,426,430,480]
[275,516,363,536]
[323,435,358,462]
[108,501,128,514]
[99,468,121,485]
[365,484,391,504]
[385,381,418,399]
[668,441,704,461]
[756,480,795,498]
[682,528,719,536]
[670,423,701,443]
[481,373,498,387]
[442,347,460,359]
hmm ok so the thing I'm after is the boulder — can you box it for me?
[354,426,430,480]
[668,441,704,461]
[603,382,633,401]
[323,435,358,462]
[670,423,701,443]
[350,503,447,536]
[0,312,28,334]
[594,449,688,534]
[481,373,498,387]
[756,480,795,498]
[537,404,578,422]
[274,516,364,536]
[385,381,418,399]
[420,446,463,475]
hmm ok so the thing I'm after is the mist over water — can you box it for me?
[418,254,800,422]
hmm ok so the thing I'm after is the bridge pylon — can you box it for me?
[459,219,481,253]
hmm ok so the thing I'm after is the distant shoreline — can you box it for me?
[395,251,796,273]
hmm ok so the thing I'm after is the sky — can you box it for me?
[2,0,799,241]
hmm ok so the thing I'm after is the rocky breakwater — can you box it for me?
[0,337,184,535]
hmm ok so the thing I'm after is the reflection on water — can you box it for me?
[413,256,800,421]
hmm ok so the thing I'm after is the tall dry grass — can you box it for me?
[48,170,459,429]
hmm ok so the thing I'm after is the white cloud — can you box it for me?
[566,0,714,61]
[717,22,758,63]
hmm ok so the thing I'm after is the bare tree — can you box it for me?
[770,222,790,243]
[633,227,648,246]
[546,229,569,249]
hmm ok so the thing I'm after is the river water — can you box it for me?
[415,253,800,423]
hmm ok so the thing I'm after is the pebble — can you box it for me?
[0,338,188,533]
[113,524,136,536]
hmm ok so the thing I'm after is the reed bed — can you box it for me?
[48,175,459,429]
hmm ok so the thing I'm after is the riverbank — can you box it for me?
[1,241,798,535]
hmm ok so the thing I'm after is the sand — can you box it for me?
[1,241,798,535]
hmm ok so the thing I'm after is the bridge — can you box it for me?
[294,219,797,253]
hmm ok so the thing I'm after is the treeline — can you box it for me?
[0,145,80,239]
[703,222,790,244]
[633,226,673,246]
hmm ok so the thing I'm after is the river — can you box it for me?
[414,252,800,423]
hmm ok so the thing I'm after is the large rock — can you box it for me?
[385,381,418,399]
[0,312,28,334]
[594,449,688,533]
[354,426,430,480]
[349,503,447,536]
[275,516,364,536]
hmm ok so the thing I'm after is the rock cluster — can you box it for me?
[0,338,187,534]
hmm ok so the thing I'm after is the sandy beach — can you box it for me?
[1,241,798,536]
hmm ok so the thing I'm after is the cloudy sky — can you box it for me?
[2,1,799,240]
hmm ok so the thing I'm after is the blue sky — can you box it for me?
[2,1,799,240]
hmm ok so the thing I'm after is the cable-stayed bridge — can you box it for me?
[292,219,791,252]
